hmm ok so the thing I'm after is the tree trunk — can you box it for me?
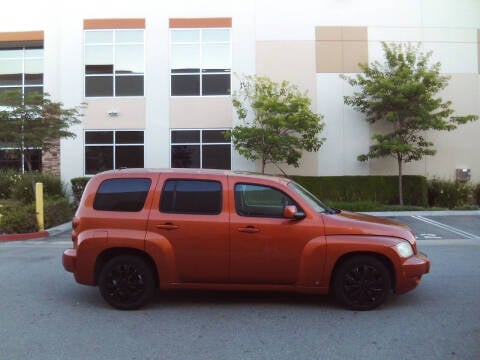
[261,157,266,174]
[397,156,404,206]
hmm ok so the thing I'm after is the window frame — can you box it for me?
[170,128,232,170]
[84,29,145,98]
[84,129,145,175]
[169,27,231,97]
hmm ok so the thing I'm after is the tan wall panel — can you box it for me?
[316,41,342,73]
[0,31,43,41]
[342,41,368,73]
[83,98,146,129]
[315,26,342,41]
[83,19,145,29]
[169,18,232,28]
[342,27,368,41]
[256,40,318,175]
[170,97,232,128]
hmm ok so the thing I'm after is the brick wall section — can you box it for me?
[41,139,60,176]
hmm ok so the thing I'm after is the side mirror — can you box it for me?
[283,205,306,220]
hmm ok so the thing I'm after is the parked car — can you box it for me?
[63,169,430,310]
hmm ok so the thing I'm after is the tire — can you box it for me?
[333,255,391,311]
[98,255,155,310]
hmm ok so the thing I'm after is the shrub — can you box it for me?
[70,177,90,208]
[0,201,37,234]
[475,184,480,206]
[44,196,74,229]
[291,175,428,206]
[0,169,22,199]
[428,178,473,209]
[10,172,66,204]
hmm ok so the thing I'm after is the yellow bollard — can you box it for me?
[35,182,44,231]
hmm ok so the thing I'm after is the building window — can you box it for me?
[0,38,43,171]
[171,129,231,170]
[170,28,231,96]
[84,29,144,97]
[84,130,144,175]
[0,43,43,98]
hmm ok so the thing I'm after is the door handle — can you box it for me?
[238,226,260,233]
[156,223,180,230]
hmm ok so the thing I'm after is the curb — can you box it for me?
[0,222,71,242]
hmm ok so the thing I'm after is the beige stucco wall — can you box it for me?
[255,40,319,175]
[83,98,146,129]
[170,97,232,128]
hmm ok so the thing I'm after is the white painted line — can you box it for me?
[412,216,480,240]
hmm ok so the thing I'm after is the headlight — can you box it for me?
[394,242,414,258]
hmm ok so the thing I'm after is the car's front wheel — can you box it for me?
[98,255,155,310]
[333,255,391,311]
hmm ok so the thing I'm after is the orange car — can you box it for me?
[63,169,430,310]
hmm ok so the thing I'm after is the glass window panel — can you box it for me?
[24,49,43,58]
[115,44,144,74]
[0,60,22,85]
[171,43,200,70]
[115,145,144,169]
[94,178,151,212]
[171,74,200,96]
[116,131,144,144]
[0,87,21,104]
[85,146,113,175]
[171,29,200,43]
[85,31,113,44]
[24,86,43,95]
[202,144,231,169]
[202,29,230,43]
[85,45,113,66]
[85,131,113,144]
[85,64,114,74]
[115,30,144,43]
[115,75,144,96]
[171,145,200,168]
[202,130,228,143]
[0,49,23,59]
[202,44,230,69]
[202,74,230,95]
[25,58,43,85]
[160,179,222,214]
[234,184,295,218]
[171,130,200,143]
[85,76,114,97]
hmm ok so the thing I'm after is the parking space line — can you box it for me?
[412,216,480,240]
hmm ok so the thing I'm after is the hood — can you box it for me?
[322,211,414,243]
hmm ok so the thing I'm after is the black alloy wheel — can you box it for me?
[98,255,155,310]
[334,255,391,311]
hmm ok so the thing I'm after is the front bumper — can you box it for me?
[62,248,77,273]
[396,252,430,293]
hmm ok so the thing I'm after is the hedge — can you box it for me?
[70,177,90,208]
[291,175,428,207]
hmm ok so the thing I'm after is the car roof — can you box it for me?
[95,168,292,185]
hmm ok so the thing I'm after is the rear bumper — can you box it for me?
[395,252,430,293]
[62,248,77,273]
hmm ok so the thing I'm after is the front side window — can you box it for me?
[170,28,231,96]
[93,178,151,212]
[85,29,144,97]
[84,130,144,175]
[235,183,299,218]
[160,179,222,214]
[171,129,231,170]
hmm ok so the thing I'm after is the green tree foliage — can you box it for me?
[0,90,82,173]
[342,42,478,205]
[228,75,325,173]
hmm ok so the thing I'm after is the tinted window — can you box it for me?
[234,183,298,218]
[93,178,151,212]
[160,179,222,214]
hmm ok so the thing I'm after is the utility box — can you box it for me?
[456,168,471,182]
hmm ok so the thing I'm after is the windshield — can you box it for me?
[287,181,329,213]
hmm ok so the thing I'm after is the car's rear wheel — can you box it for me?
[98,255,155,310]
[333,255,391,311]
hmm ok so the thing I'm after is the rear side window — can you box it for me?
[93,178,151,212]
[160,179,222,214]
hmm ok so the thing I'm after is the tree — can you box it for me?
[342,42,478,205]
[0,90,82,187]
[228,75,325,174]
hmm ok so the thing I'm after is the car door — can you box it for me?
[147,174,229,283]
[229,180,322,284]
